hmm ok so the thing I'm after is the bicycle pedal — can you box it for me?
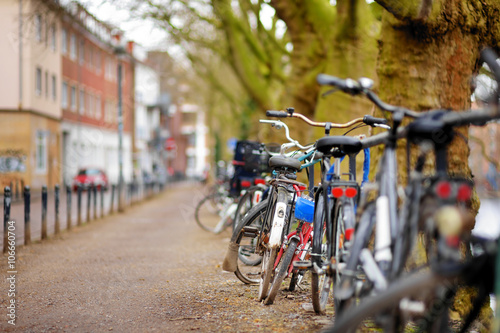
[293,260,312,270]
[242,226,260,237]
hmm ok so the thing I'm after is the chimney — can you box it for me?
[127,41,134,54]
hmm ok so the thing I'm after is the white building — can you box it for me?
[133,48,163,182]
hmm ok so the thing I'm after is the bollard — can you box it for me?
[3,186,11,253]
[41,185,47,240]
[86,184,91,223]
[66,185,72,230]
[110,184,115,214]
[24,186,31,245]
[15,180,20,201]
[77,185,82,226]
[129,183,133,204]
[100,185,104,218]
[93,185,97,220]
[55,185,60,234]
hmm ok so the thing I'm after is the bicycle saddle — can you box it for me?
[315,136,362,155]
[268,155,302,171]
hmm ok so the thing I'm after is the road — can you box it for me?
[0,183,329,332]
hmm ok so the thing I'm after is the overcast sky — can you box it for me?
[76,0,167,50]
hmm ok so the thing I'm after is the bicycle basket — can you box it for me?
[294,197,314,223]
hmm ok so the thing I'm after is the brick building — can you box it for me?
[59,2,134,186]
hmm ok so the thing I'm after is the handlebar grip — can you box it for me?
[363,115,388,126]
[266,110,289,118]
[481,48,500,83]
[317,74,347,89]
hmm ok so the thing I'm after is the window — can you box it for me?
[35,14,42,42]
[88,47,93,68]
[105,57,111,80]
[35,131,47,173]
[95,51,101,74]
[96,95,101,118]
[70,86,76,111]
[87,93,93,116]
[79,39,85,64]
[79,88,85,114]
[51,75,56,101]
[45,71,49,98]
[62,81,68,108]
[50,24,56,51]
[61,28,67,54]
[35,67,42,96]
[70,34,76,60]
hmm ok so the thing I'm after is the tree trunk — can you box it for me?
[376,1,500,328]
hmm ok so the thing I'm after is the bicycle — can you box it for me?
[325,47,500,331]
[195,140,269,234]
[222,118,316,290]
[265,108,388,312]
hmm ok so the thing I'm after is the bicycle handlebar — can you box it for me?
[259,119,312,152]
[266,110,288,118]
[360,106,500,149]
[266,109,387,129]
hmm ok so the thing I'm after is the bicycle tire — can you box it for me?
[264,237,300,305]
[258,247,278,301]
[334,202,376,316]
[311,188,330,314]
[326,270,449,333]
[233,200,269,284]
[233,185,266,230]
[258,187,288,301]
[332,198,355,311]
[194,192,232,233]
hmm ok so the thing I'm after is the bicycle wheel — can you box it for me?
[311,188,331,314]
[327,270,451,333]
[194,193,233,233]
[264,237,300,305]
[258,247,278,301]
[258,187,288,301]
[334,202,376,315]
[233,185,266,230]
[332,198,355,310]
[233,200,269,284]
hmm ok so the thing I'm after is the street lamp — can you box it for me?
[114,45,126,212]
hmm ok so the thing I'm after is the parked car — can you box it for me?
[72,168,109,191]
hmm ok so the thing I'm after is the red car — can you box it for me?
[72,168,109,191]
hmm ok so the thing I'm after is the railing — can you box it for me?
[1,181,167,252]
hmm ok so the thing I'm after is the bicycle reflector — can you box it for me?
[434,180,472,202]
[345,228,354,241]
[331,187,344,198]
[254,178,266,185]
[435,181,452,199]
[457,184,472,202]
[345,187,358,198]
[331,187,358,198]
[241,180,252,188]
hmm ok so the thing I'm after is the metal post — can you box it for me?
[93,184,97,220]
[3,187,11,253]
[117,59,124,212]
[54,184,60,234]
[41,185,47,240]
[66,185,71,230]
[86,185,91,223]
[77,185,82,226]
[15,180,20,200]
[24,186,30,245]
[110,184,115,214]
[100,185,104,218]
